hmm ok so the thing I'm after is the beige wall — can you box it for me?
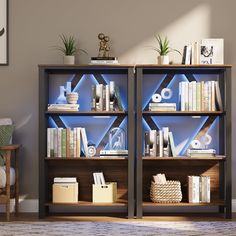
[0,0,235,200]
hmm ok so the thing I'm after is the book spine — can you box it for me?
[159,130,163,157]
[54,128,58,157]
[144,131,150,156]
[105,85,110,111]
[61,129,66,158]
[211,81,216,111]
[66,128,71,158]
[185,82,189,111]
[47,128,51,158]
[76,128,81,158]
[188,82,193,111]
[109,81,115,111]
[207,176,210,203]
[192,81,197,111]
[179,82,185,111]
[204,82,209,111]
[208,81,212,111]
[115,85,123,111]
[70,129,74,158]
[201,81,205,111]
[188,176,193,203]
[73,128,77,158]
[196,82,201,111]
[57,128,62,158]
[149,130,157,157]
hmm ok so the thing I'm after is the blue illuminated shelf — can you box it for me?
[142,156,226,161]
[45,111,127,116]
[142,111,225,116]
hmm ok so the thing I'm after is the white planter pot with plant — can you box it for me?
[54,34,87,65]
[151,35,181,65]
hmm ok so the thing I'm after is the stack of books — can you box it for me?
[148,103,176,111]
[99,149,128,157]
[47,127,89,158]
[179,80,222,111]
[90,57,119,64]
[91,81,123,111]
[144,127,177,157]
[187,148,216,157]
[48,104,79,111]
[188,176,210,203]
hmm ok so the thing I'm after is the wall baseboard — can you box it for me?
[1,199,236,213]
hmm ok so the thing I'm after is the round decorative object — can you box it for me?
[204,134,212,146]
[152,93,162,103]
[191,139,201,149]
[161,88,173,100]
[66,92,79,104]
[87,145,96,157]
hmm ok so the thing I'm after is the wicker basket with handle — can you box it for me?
[150,180,182,203]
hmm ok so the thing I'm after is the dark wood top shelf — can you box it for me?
[45,199,127,207]
[142,156,226,161]
[135,64,232,68]
[45,157,128,160]
[45,111,127,116]
[143,111,225,116]
[143,200,225,207]
[39,64,134,69]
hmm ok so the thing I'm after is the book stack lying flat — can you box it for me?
[149,103,176,111]
[90,57,119,64]
[144,127,177,157]
[99,149,128,157]
[48,104,79,111]
[187,148,216,157]
[188,176,210,203]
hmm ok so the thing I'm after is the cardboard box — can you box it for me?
[92,182,117,203]
[53,182,78,203]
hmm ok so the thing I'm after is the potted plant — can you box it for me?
[54,34,87,64]
[151,35,181,65]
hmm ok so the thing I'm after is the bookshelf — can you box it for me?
[39,65,135,218]
[135,65,232,219]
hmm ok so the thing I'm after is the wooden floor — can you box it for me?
[0,213,236,222]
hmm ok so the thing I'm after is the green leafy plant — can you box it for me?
[150,35,181,56]
[54,34,87,56]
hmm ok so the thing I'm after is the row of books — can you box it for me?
[182,39,224,65]
[188,176,210,203]
[179,80,222,111]
[144,127,177,157]
[47,127,88,158]
[91,81,123,111]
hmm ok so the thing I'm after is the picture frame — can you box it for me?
[0,0,8,65]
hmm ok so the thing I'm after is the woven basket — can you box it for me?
[150,180,182,203]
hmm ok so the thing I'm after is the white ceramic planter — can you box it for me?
[157,55,169,65]
[63,55,75,65]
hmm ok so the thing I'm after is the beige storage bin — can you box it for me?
[92,182,117,203]
[53,182,78,203]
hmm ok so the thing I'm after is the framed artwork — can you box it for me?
[0,0,8,65]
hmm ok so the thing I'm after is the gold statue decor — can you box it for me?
[98,33,110,58]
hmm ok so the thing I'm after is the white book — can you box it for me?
[163,127,169,157]
[50,128,55,157]
[184,82,189,111]
[93,173,98,185]
[81,128,88,157]
[70,129,74,158]
[208,81,212,111]
[204,81,209,111]
[159,130,163,157]
[188,82,193,111]
[179,82,184,111]
[99,172,106,185]
[47,128,51,157]
[188,176,193,203]
[57,128,63,158]
[206,176,211,203]
[73,128,77,158]
[192,81,197,111]
[193,176,200,203]
[185,44,191,65]
[149,130,157,157]
[96,84,103,111]
[105,85,110,111]
[211,81,216,111]
[53,129,58,157]
[194,42,200,64]
[191,42,195,64]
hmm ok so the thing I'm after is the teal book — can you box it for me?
[61,129,67,158]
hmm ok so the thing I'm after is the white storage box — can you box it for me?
[92,182,117,203]
[53,182,78,203]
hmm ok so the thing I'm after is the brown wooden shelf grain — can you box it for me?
[143,200,225,207]
[45,111,127,116]
[45,157,128,160]
[135,64,232,68]
[143,111,225,116]
[45,199,127,207]
[142,156,226,161]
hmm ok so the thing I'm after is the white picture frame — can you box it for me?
[0,0,8,65]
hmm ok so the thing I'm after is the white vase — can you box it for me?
[63,55,75,65]
[157,55,169,65]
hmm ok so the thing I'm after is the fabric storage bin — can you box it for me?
[53,182,78,203]
[92,182,117,203]
[150,180,182,203]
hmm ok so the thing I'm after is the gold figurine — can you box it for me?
[98,33,110,58]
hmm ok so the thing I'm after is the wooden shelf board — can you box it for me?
[39,64,134,69]
[45,200,127,207]
[143,200,225,207]
[45,111,127,116]
[45,157,128,160]
[135,64,232,68]
[142,156,226,161]
[143,111,225,116]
